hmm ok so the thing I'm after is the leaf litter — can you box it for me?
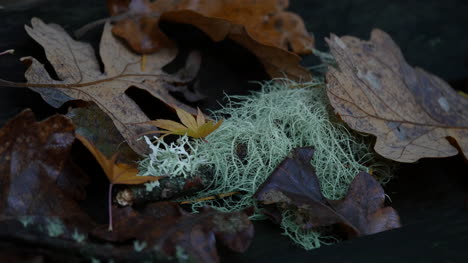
[1,0,466,260]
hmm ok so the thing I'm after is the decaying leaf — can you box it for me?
[107,0,313,80]
[254,147,400,238]
[22,18,201,155]
[326,29,468,162]
[0,110,90,226]
[67,103,139,163]
[144,106,223,139]
[93,202,254,263]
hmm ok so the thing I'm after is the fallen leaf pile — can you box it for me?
[255,147,401,238]
[107,0,313,80]
[326,29,468,162]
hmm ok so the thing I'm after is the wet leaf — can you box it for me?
[328,172,401,236]
[145,106,223,139]
[255,147,400,238]
[107,0,312,80]
[0,110,90,224]
[21,18,201,155]
[326,29,468,162]
[93,202,254,263]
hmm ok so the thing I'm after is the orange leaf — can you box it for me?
[76,134,163,185]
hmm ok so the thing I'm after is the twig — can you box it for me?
[116,170,213,206]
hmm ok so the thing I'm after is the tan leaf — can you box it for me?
[22,18,200,155]
[76,134,162,185]
[326,29,468,163]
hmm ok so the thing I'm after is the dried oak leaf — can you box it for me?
[92,202,254,263]
[254,147,400,238]
[0,109,91,227]
[326,29,468,162]
[108,0,312,80]
[22,18,201,155]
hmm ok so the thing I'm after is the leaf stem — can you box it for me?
[0,49,14,56]
[108,183,114,232]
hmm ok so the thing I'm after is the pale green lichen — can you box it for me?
[188,79,391,249]
[18,216,34,228]
[175,246,189,262]
[46,218,65,237]
[280,209,338,250]
[133,240,147,252]
[140,78,392,250]
[189,79,382,208]
[139,135,205,191]
[72,228,86,243]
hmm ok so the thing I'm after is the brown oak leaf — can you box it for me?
[326,29,468,162]
[254,147,400,238]
[22,18,201,155]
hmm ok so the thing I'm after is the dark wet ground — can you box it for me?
[0,0,467,262]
